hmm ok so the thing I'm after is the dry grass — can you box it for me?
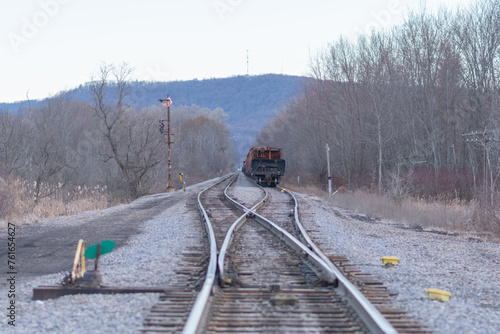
[284,183,499,235]
[0,176,116,228]
[331,189,473,231]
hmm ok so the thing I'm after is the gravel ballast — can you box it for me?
[2,176,499,333]
[298,193,500,333]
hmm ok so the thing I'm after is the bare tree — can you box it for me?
[29,133,67,203]
[0,111,26,175]
[356,32,401,192]
[12,101,71,203]
[88,63,164,198]
[454,0,500,204]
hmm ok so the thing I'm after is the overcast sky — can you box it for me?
[1,0,473,103]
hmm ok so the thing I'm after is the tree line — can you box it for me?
[0,63,236,214]
[257,0,499,204]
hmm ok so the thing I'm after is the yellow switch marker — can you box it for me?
[381,256,399,265]
[425,289,452,302]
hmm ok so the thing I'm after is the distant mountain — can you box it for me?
[0,74,305,156]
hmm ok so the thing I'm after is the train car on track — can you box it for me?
[242,147,286,187]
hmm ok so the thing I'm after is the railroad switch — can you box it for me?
[33,239,165,300]
[58,239,113,288]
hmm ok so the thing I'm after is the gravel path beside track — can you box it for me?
[2,176,499,333]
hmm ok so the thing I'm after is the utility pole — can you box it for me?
[463,129,499,206]
[326,143,331,197]
[159,95,174,192]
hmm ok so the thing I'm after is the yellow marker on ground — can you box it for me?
[381,256,399,265]
[425,288,452,302]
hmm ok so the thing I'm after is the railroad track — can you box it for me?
[142,174,428,333]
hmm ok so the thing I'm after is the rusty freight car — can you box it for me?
[242,147,286,187]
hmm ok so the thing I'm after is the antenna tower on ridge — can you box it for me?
[246,50,249,77]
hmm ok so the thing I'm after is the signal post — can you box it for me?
[159,95,175,192]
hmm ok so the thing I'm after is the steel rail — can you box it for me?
[184,175,396,334]
[279,187,398,334]
[218,176,269,282]
[222,173,267,212]
[182,174,235,334]
[252,209,338,283]
[223,180,338,284]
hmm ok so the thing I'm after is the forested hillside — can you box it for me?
[0,74,304,156]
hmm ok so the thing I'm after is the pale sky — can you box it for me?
[1,0,473,103]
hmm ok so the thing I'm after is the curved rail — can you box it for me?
[223,174,268,213]
[279,187,398,334]
[184,174,397,334]
[222,179,338,284]
[217,176,269,283]
[182,174,235,334]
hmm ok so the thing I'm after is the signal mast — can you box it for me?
[158,95,174,192]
